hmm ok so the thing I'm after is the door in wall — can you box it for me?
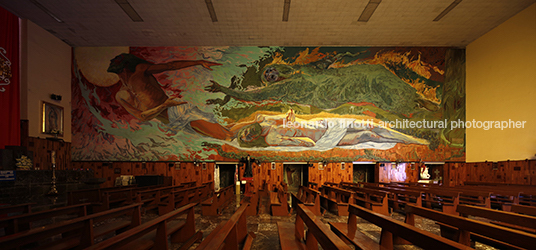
[283,163,309,193]
[216,163,237,191]
[353,163,375,183]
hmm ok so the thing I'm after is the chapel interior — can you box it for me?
[0,1,535,249]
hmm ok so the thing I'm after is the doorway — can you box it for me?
[283,163,309,193]
[215,163,237,191]
[353,163,375,183]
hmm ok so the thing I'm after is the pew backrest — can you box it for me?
[347,204,471,249]
[196,204,250,250]
[0,203,34,216]
[457,204,536,231]
[405,204,536,249]
[0,203,88,235]
[86,203,198,250]
[295,204,351,250]
[0,203,142,250]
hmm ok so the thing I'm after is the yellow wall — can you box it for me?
[20,20,72,142]
[466,3,536,162]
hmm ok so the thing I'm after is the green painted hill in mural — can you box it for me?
[206,63,439,116]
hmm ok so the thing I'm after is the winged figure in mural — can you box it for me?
[107,53,221,124]
[190,109,428,151]
[204,62,440,116]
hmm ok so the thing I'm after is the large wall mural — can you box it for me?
[72,47,465,162]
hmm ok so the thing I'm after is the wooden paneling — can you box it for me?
[493,161,507,183]
[406,162,421,183]
[509,160,530,185]
[444,162,464,187]
[378,163,390,183]
[307,162,352,187]
[65,159,536,188]
[26,137,70,170]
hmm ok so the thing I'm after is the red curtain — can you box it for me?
[0,6,20,149]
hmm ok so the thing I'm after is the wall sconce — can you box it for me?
[50,94,62,101]
[193,159,200,167]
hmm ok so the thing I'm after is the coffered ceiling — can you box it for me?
[0,0,534,47]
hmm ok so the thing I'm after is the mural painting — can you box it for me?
[72,46,465,162]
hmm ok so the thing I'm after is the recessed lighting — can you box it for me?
[358,0,382,22]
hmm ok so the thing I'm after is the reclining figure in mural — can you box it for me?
[191,109,428,151]
[107,53,221,124]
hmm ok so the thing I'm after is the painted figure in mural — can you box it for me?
[107,53,221,124]
[205,62,440,115]
[191,109,428,150]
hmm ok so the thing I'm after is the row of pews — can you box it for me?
[278,181,536,249]
[68,180,212,214]
[0,181,258,249]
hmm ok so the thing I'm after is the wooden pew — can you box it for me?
[451,189,492,208]
[323,181,340,188]
[383,187,423,211]
[456,204,536,233]
[201,185,234,216]
[340,181,359,188]
[0,203,88,236]
[70,185,156,213]
[241,183,259,216]
[421,189,460,215]
[96,187,139,212]
[0,203,34,217]
[258,180,271,198]
[404,204,536,250]
[0,203,142,250]
[278,204,351,250]
[329,204,471,250]
[291,185,321,216]
[341,184,390,216]
[454,184,518,209]
[508,203,536,216]
[308,182,319,190]
[373,185,462,214]
[160,184,211,215]
[85,203,201,250]
[135,185,175,213]
[197,203,256,250]
[269,184,290,216]
[319,185,353,216]
[180,180,198,188]
[518,192,536,206]
[137,183,211,214]
[68,185,134,206]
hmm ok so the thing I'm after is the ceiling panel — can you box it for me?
[0,0,534,47]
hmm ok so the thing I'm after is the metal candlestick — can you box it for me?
[47,163,58,196]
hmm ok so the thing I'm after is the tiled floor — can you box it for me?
[164,194,499,250]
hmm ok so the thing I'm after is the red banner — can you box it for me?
[0,7,20,149]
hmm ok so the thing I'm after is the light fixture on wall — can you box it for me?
[50,94,62,101]
[193,159,200,167]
